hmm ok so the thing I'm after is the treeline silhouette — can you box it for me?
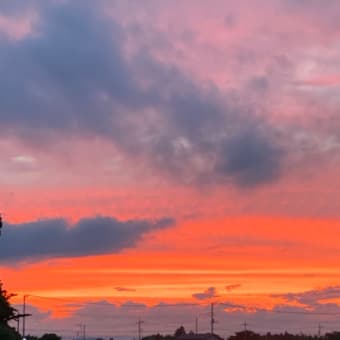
[144,327,340,340]
[25,335,61,340]
[229,330,340,340]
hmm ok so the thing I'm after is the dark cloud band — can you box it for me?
[0,216,175,262]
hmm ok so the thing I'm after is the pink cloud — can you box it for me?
[0,11,36,40]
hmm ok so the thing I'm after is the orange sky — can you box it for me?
[4,216,340,306]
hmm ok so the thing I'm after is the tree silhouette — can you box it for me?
[39,333,62,340]
[0,282,18,323]
[174,326,186,337]
[325,332,340,340]
[25,336,39,340]
[0,284,21,339]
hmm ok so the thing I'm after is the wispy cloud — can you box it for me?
[225,284,242,292]
[115,287,136,292]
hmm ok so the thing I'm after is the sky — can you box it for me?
[1,0,340,338]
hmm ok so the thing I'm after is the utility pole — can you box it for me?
[77,323,86,340]
[137,318,144,340]
[242,321,248,340]
[318,324,323,338]
[195,316,198,334]
[210,303,215,334]
[22,294,29,338]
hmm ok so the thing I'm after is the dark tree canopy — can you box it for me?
[325,333,340,340]
[39,334,62,340]
[0,282,18,323]
[0,323,21,340]
[0,282,21,340]
[174,326,186,337]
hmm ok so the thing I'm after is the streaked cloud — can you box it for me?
[225,284,242,292]
[276,286,340,308]
[115,287,137,292]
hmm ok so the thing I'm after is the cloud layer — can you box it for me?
[0,216,174,262]
[18,287,340,339]
[0,0,288,188]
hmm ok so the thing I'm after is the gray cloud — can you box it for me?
[0,216,174,262]
[215,128,283,186]
[0,1,284,187]
[276,286,340,308]
[192,287,219,300]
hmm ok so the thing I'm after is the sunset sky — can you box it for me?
[1,0,340,338]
